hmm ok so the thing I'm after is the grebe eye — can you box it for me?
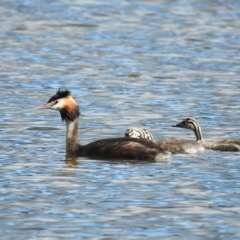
[55,100,59,104]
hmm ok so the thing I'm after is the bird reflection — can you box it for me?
[65,155,78,168]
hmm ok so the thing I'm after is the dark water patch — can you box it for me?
[47,23,98,28]
[26,127,61,131]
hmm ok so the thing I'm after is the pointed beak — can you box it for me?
[34,103,52,110]
[172,122,183,128]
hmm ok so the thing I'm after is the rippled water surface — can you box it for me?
[1,0,240,239]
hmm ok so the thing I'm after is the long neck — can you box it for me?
[193,122,203,142]
[65,118,81,155]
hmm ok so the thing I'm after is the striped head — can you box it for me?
[124,128,154,141]
[172,117,202,141]
[35,89,80,122]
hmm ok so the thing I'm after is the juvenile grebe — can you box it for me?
[173,117,240,151]
[35,89,170,161]
[124,126,204,154]
[125,128,154,141]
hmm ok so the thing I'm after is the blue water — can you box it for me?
[0,0,240,239]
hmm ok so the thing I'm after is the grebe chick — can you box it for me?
[125,128,154,141]
[124,127,204,154]
[173,117,240,151]
[35,89,170,161]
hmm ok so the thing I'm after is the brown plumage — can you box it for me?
[76,138,165,161]
[35,89,170,162]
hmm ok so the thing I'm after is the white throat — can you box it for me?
[66,119,76,139]
[65,119,80,155]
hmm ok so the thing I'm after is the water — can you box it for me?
[0,0,240,239]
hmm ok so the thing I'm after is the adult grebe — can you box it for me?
[35,89,170,161]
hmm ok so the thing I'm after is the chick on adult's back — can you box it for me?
[35,89,170,161]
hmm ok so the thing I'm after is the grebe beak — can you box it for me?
[34,103,53,110]
[172,123,182,128]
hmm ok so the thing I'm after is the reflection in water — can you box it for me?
[65,155,79,168]
[0,0,240,239]
[65,155,170,167]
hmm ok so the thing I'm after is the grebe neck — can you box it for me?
[65,118,80,155]
[193,122,203,143]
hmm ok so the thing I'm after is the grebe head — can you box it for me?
[35,89,80,121]
[172,117,198,131]
[124,128,154,141]
[172,117,203,142]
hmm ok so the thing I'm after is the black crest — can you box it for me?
[47,89,71,103]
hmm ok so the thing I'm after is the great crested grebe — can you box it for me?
[124,125,204,154]
[35,89,170,161]
[173,117,240,151]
